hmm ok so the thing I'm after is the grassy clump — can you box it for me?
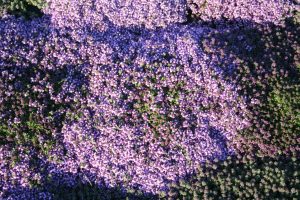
[167,155,299,199]
[0,65,78,158]
[0,0,46,19]
[121,62,188,140]
[0,117,54,156]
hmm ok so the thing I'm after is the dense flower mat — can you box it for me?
[0,0,299,199]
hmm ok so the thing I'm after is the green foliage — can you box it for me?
[0,0,46,19]
[268,87,300,129]
[239,80,300,156]
[0,66,75,159]
[0,117,54,156]
[168,155,299,199]
[0,125,15,145]
[122,62,187,139]
[66,110,84,122]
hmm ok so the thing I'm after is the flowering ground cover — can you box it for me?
[0,0,299,199]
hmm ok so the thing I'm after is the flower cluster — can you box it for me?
[43,0,187,31]
[61,58,248,192]
[187,0,297,25]
[0,145,53,199]
[0,0,299,199]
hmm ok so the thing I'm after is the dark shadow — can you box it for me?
[166,154,299,199]
[0,0,45,20]
[198,13,300,156]
[1,157,158,200]
[208,126,229,158]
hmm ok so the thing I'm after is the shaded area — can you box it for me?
[2,157,158,200]
[200,12,300,157]
[0,0,46,19]
[208,127,229,158]
[0,15,89,160]
[2,153,298,199]
[167,155,299,199]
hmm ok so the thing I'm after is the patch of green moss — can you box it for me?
[169,155,299,199]
[128,65,186,137]
[0,0,47,19]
